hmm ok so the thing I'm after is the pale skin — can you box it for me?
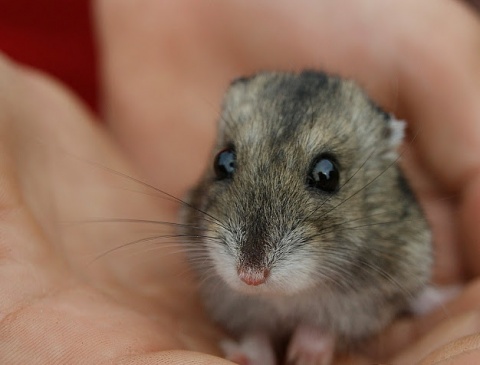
[0,0,480,364]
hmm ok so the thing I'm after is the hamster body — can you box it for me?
[182,71,432,364]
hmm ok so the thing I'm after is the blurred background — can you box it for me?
[0,0,97,112]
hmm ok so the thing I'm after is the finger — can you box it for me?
[459,174,480,277]
[363,279,480,360]
[0,54,73,313]
[399,145,464,282]
[418,333,480,365]
[391,312,480,365]
[0,52,183,300]
[96,0,480,189]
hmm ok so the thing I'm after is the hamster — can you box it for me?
[181,70,432,365]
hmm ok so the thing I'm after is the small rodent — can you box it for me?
[181,70,432,365]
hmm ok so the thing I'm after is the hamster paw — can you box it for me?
[221,331,276,365]
[286,325,335,365]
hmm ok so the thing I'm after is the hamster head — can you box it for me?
[183,71,431,298]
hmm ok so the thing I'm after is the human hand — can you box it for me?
[1,0,480,364]
[0,56,228,364]
[97,0,480,363]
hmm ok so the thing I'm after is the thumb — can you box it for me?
[0,54,73,316]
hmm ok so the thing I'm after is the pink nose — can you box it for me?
[238,267,270,286]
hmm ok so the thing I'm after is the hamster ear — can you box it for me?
[387,116,406,148]
[218,76,254,132]
[383,116,406,160]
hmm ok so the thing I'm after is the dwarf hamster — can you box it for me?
[181,71,432,364]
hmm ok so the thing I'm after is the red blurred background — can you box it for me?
[0,0,98,112]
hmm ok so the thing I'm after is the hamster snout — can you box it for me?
[181,70,432,363]
[237,267,270,286]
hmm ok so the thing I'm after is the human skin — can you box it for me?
[0,0,480,364]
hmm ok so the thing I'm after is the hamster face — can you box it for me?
[183,71,431,299]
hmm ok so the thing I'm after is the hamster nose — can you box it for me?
[237,267,270,286]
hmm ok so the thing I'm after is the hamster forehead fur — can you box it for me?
[220,71,387,160]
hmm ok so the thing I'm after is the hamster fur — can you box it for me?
[181,71,432,364]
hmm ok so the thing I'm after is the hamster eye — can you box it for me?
[214,148,236,180]
[308,156,339,193]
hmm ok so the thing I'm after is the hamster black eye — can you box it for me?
[308,156,340,193]
[214,148,236,180]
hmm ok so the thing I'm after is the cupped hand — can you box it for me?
[1,0,480,364]
[0,57,225,364]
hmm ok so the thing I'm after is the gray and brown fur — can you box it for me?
[182,71,431,351]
